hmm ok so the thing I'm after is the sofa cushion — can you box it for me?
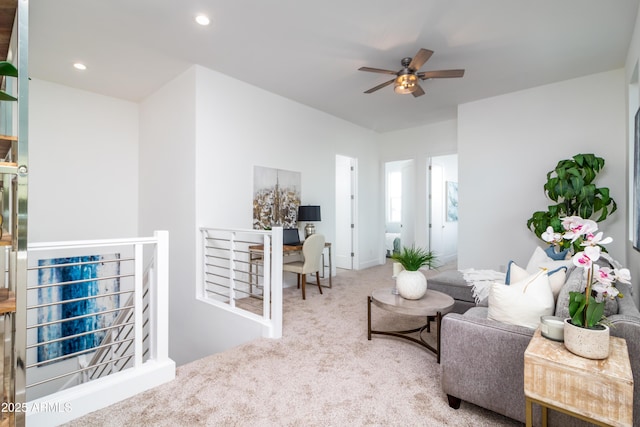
[427,270,475,303]
[525,246,574,275]
[506,261,567,300]
[488,270,554,329]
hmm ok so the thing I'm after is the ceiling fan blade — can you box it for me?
[358,66,398,75]
[408,49,433,71]
[364,78,395,94]
[411,84,425,97]
[418,69,465,79]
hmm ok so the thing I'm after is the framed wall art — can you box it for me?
[36,254,121,363]
[446,181,458,222]
[634,107,640,250]
[253,166,301,229]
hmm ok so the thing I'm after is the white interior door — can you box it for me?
[429,163,445,254]
[429,155,458,264]
[335,155,356,269]
[400,160,415,249]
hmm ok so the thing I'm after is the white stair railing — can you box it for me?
[83,261,156,382]
[24,231,174,427]
[200,227,283,339]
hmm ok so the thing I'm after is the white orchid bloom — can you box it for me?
[561,216,583,231]
[572,251,592,269]
[594,266,615,286]
[562,217,598,242]
[581,219,598,232]
[614,268,631,284]
[541,226,562,244]
[583,245,601,262]
[592,282,620,301]
[581,231,613,247]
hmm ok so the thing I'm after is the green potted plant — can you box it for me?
[543,216,630,359]
[0,60,18,101]
[527,153,617,253]
[391,246,438,299]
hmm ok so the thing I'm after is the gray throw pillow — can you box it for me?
[555,267,618,320]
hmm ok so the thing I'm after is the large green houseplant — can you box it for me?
[0,61,18,101]
[391,246,438,300]
[526,153,617,252]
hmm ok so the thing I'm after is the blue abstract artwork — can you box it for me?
[37,254,120,363]
[446,181,458,222]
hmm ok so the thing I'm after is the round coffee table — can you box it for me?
[367,287,455,363]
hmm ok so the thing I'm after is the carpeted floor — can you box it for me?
[65,261,521,426]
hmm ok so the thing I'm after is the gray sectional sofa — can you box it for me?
[438,264,640,426]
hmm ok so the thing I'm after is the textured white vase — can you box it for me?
[396,270,427,300]
[563,318,610,359]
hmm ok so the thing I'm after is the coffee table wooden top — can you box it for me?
[370,288,455,317]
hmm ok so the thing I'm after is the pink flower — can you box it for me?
[562,217,598,243]
[592,281,620,301]
[581,231,613,247]
[572,251,592,269]
[594,266,614,286]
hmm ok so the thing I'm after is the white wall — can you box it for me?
[378,120,457,254]
[135,65,383,365]
[458,69,627,273]
[625,4,640,307]
[138,68,203,366]
[29,79,139,242]
[193,65,381,270]
[28,66,383,367]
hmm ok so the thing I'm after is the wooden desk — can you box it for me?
[249,242,332,288]
[524,328,633,427]
[0,289,14,315]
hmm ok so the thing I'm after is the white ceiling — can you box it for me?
[29,0,640,133]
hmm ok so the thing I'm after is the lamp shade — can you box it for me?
[394,73,418,94]
[298,205,321,222]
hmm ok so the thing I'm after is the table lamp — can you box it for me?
[298,205,321,238]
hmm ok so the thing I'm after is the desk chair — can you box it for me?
[283,233,325,300]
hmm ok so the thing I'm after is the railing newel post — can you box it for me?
[133,243,144,367]
[153,230,169,362]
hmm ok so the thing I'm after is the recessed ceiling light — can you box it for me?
[73,63,87,71]
[195,14,210,26]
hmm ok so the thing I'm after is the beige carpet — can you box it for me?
[65,261,521,427]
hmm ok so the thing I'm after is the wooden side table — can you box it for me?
[524,329,634,427]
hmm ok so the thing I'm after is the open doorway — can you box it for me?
[428,154,458,265]
[335,155,357,270]
[384,160,415,257]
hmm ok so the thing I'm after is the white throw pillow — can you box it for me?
[507,261,567,300]
[525,246,574,276]
[488,270,555,329]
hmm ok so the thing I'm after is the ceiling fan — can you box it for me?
[358,48,465,97]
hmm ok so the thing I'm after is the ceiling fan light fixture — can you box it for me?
[195,14,211,26]
[394,73,418,94]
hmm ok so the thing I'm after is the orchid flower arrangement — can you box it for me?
[542,216,631,328]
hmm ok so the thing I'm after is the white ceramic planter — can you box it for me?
[396,270,427,300]
[563,318,610,359]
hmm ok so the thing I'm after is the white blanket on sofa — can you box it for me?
[461,268,506,303]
